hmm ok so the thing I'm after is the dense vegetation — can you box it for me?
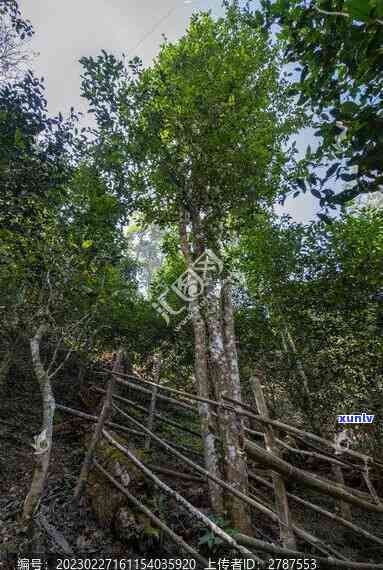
[0,0,382,564]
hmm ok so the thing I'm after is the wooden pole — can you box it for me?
[249,471,383,549]
[102,429,264,565]
[245,439,383,513]
[145,354,161,451]
[91,387,201,437]
[94,461,208,567]
[250,372,296,550]
[73,350,122,501]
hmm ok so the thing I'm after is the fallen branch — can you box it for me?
[249,471,383,549]
[276,437,353,470]
[146,465,205,483]
[74,351,122,501]
[112,404,353,557]
[94,460,208,567]
[102,429,264,566]
[236,533,383,569]
[110,368,218,408]
[55,403,143,438]
[92,386,201,438]
[115,376,195,412]
[109,367,383,470]
[56,403,203,459]
[225,396,383,469]
[245,439,383,513]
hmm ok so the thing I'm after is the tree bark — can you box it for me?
[205,277,251,532]
[250,372,296,549]
[23,324,55,525]
[179,216,224,514]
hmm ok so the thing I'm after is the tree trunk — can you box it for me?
[179,218,224,514]
[250,372,296,549]
[23,324,55,525]
[205,278,251,533]
[332,464,352,521]
[145,353,161,450]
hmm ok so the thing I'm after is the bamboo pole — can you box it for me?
[250,373,296,550]
[102,429,264,566]
[94,460,208,567]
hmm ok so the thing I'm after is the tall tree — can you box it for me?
[81,5,300,530]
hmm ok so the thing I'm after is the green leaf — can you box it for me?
[325,162,340,180]
[311,188,322,199]
[81,240,94,249]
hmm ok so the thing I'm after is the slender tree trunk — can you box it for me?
[205,278,251,532]
[23,324,55,525]
[179,217,224,513]
[251,372,296,549]
[280,326,321,435]
[332,464,352,520]
[145,353,161,451]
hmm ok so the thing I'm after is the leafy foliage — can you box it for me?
[250,0,383,206]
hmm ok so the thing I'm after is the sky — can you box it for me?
[20,0,318,222]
